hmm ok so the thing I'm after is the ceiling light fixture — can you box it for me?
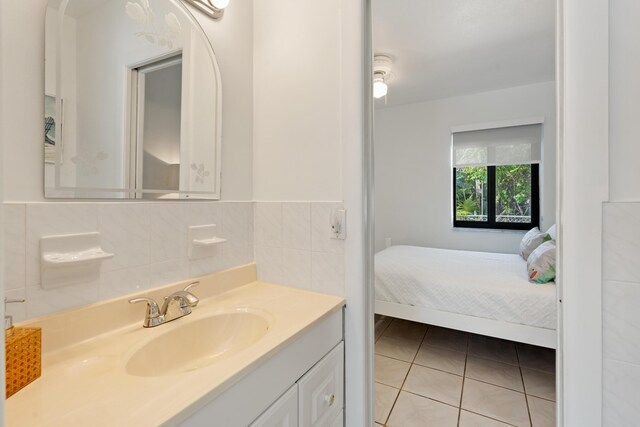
[373,54,393,99]
[183,0,229,20]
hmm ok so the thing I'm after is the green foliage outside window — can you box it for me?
[455,165,532,223]
[455,167,486,221]
[495,165,532,220]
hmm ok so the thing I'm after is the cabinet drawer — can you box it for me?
[250,384,298,427]
[298,342,344,427]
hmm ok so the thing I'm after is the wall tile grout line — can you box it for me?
[516,342,534,427]
[456,332,470,426]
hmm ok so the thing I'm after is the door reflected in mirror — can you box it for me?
[44,0,221,199]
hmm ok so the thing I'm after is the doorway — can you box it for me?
[367,1,561,425]
[129,55,183,199]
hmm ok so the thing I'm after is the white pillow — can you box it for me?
[527,240,556,283]
[547,224,557,241]
[519,227,551,261]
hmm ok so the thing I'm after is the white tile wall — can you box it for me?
[254,202,283,248]
[221,202,254,271]
[282,248,311,289]
[602,202,640,283]
[603,359,640,426]
[3,201,254,321]
[283,202,311,250]
[100,203,150,271]
[602,202,640,426]
[3,203,25,292]
[3,200,344,321]
[254,201,345,296]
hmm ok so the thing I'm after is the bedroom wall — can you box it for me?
[374,81,556,254]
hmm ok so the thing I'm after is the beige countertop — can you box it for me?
[5,264,344,426]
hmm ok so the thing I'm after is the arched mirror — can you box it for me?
[44,0,222,199]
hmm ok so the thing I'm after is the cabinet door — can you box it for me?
[330,410,343,427]
[250,384,299,427]
[298,342,344,427]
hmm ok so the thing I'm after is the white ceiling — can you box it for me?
[373,0,556,107]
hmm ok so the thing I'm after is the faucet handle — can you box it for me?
[184,281,199,292]
[129,297,161,318]
[182,282,200,307]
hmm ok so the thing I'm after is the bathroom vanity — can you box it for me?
[5,264,345,426]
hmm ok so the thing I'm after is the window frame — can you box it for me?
[452,163,540,231]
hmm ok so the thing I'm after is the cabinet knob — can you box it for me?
[325,393,335,406]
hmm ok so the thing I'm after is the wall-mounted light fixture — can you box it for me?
[183,0,229,20]
[373,55,393,99]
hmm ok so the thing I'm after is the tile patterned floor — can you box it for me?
[374,316,556,427]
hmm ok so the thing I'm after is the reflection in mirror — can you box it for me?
[44,0,221,199]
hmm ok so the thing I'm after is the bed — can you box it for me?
[375,245,557,348]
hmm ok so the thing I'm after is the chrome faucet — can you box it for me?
[129,282,200,328]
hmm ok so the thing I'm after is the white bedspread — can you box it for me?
[375,245,557,330]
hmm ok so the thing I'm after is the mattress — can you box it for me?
[375,245,557,330]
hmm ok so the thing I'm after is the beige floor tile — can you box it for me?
[516,343,556,374]
[528,396,556,427]
[465,356,524,392]
[403,364,463,406]
[461,379,530,427]
[375,382,400,425]
[459,410,514,427]
[423,326,468,352]
[522,368,556,401]
[375,354,411,388]
[375,316,393,342]
[383,319,428,342]
[414,344,467,375]
[375,336,421,362]
[387,391,459,427]
[468,335,518,365]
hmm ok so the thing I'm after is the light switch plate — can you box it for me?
[330,209,346,240]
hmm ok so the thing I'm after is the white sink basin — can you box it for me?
[125,309,271,377]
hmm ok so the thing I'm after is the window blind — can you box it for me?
[452,123,542,168]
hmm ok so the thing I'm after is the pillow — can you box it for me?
[519,227,551,260]
[547,224,557,241]
[527,240,556,283]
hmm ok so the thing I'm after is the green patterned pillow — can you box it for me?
[527,240,556,284]
[519,227,552,261]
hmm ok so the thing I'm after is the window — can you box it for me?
[452,123,542,230]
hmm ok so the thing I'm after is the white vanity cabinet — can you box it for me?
[250,385,299,427]
[330,411,344,427]
[297,343,344,426]
[178,308,344,427]
[251,342,344,427]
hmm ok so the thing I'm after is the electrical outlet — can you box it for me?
[330,209,347,240]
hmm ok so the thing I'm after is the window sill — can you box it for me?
[450,227,528,234]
